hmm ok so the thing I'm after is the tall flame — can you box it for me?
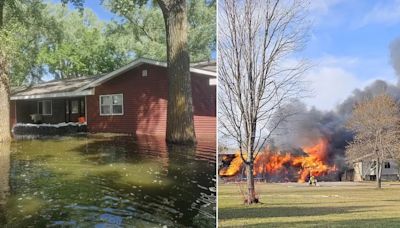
[219,138,337,182]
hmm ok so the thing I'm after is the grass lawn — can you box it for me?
[219,181,400,227]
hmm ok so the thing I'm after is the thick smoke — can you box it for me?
[338,80,400,117]
[270,80,400,172]
[270,100,350,170]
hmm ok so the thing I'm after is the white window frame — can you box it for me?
[99,94,124,116]
[37,100,52,116]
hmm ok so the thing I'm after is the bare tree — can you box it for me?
[218,0,310,204]
[346,94,400,188]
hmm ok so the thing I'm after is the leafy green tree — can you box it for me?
[0,0,53,141]
[7,2,131,85]
[38,4,130,79]
[105,0,215,62]
[8,2,60,86]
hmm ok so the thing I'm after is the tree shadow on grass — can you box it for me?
[219,205,375,220]
[239,217,400,228]
[382,199,400,202]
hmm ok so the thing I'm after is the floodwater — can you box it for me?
[0,135,216,227]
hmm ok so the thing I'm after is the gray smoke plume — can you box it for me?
[270,79,400,172]
[338,80,400,117]
[390,38,400,81]
[270,100,350,170]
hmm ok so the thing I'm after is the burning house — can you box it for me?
[219,138,341,182]
[218,99,350,183]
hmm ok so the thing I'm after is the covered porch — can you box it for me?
[10,96,89,138]
[10,76,97,126]
[14,97,87,124]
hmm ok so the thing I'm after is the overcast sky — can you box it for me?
[302,0,400,111]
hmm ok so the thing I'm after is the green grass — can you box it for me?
[218,182,400,227]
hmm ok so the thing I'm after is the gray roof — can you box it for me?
[11,76,100,97]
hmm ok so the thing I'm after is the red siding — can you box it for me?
[191,73,216,136]
[86,64,216,137]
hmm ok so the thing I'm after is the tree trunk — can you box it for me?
[397,163,400,181]
[159,0,196,145]
[0,141,10,225]
[0,141,10,205]
[245,162,256,204]
[376,159,382,189]
[0,0,10,143]
[244,120,258,204]
[0,52,11,142]
[0,0,4,28]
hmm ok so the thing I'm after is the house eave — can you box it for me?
[189,68,216,77]
[75,58,216,92]
[10,89,94,100]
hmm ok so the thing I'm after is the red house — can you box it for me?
[10,58,216,137]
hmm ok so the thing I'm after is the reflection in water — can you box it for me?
[0,135,215,227]
[166,144,215,227]
[0,142,10,224]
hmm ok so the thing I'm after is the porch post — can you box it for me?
[78,98,82,116]
[84,96,87,123]
[14,100,17,124]
[64,99,67,123]
[68,99,71,122]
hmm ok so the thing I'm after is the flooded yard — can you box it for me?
[0,135,216,227]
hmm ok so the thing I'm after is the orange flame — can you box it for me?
[219,153,244,177]
[219,138,337,182]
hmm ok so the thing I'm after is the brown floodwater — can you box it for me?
[0,135,216,227]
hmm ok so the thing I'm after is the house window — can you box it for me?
[38,100,52,115]
[384,162,391,169]
[100,94,123,115]
[71,100,79,114]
